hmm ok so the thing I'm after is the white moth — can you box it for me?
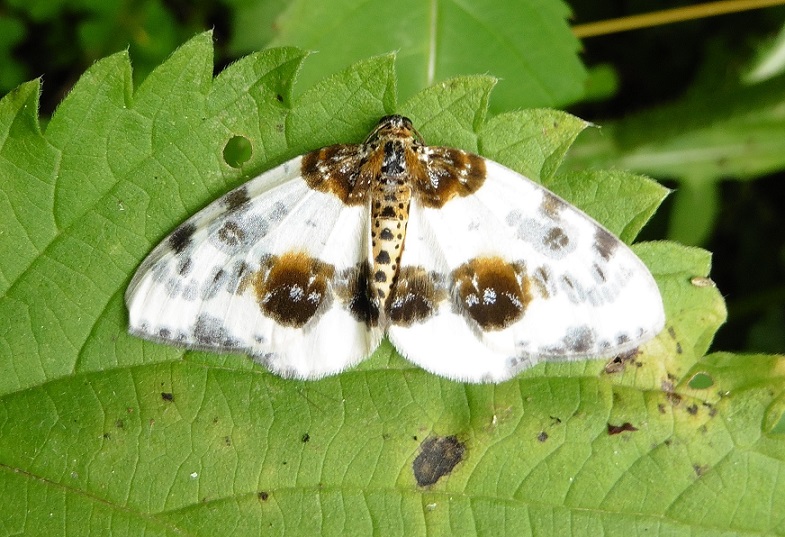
[126,115,665,382]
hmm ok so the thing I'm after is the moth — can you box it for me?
[125,115,665,382]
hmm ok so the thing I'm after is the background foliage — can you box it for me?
[1,0,785,535]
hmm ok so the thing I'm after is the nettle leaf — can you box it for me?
[269,0,586,113]
[1,34,784,536]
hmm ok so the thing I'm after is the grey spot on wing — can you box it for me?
[182,281,199,301]
[594,228,618,260]
[177,257,193,276]
[268,201,289,223]
[591,262,607,284]
[226,261,251,293]
[209,214,269,254]
[532,265,555,297]
[151,260,170,283]
[164,277,182,298]
[223,186,251,212]
[505,210,577,259]
[585,287,603,307]
[563,325,596,353]
[193,314,239,348]
[543,227,570,251]
[216,221,245,246]
[202,267,227,300]
[616,332,631,345]
[168,222,197,254]
[540,191,568,219]
[559,275,586,304]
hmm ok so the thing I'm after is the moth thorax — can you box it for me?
[370,183,411,307]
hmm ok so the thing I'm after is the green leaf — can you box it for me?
[2,34,784,536]
[268,0,586,113]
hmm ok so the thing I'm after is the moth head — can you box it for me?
[366,115,424,145]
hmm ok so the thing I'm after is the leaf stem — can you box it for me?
[573,0,785,38]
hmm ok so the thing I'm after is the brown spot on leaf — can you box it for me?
[604,349,640,374]
[537,431,548,442]
[693,464,709,477]
[607,422,638,435]
[413,436,466,487]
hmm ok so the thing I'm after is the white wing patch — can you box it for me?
[126,155,383,379]
[126,115,665,382]
[387,159,664,382]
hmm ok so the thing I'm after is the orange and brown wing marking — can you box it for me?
[250,251,336,328]
[301,144,373,205]
[334,261,381,327]
[387,266,448,326]
[412,147,487,208]
[451,257,532,331]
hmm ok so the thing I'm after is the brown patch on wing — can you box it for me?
[388,266,447,325]
[452,257,531,331]
[301,145,372,205]
[412,147,486,208]
[335,261,379,327]
[250,251,335,328]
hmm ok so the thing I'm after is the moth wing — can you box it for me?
[387,157,665,382]
[126,155,382,379]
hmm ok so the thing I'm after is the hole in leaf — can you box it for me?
[688,372,714,389]
[223,135,252,168]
